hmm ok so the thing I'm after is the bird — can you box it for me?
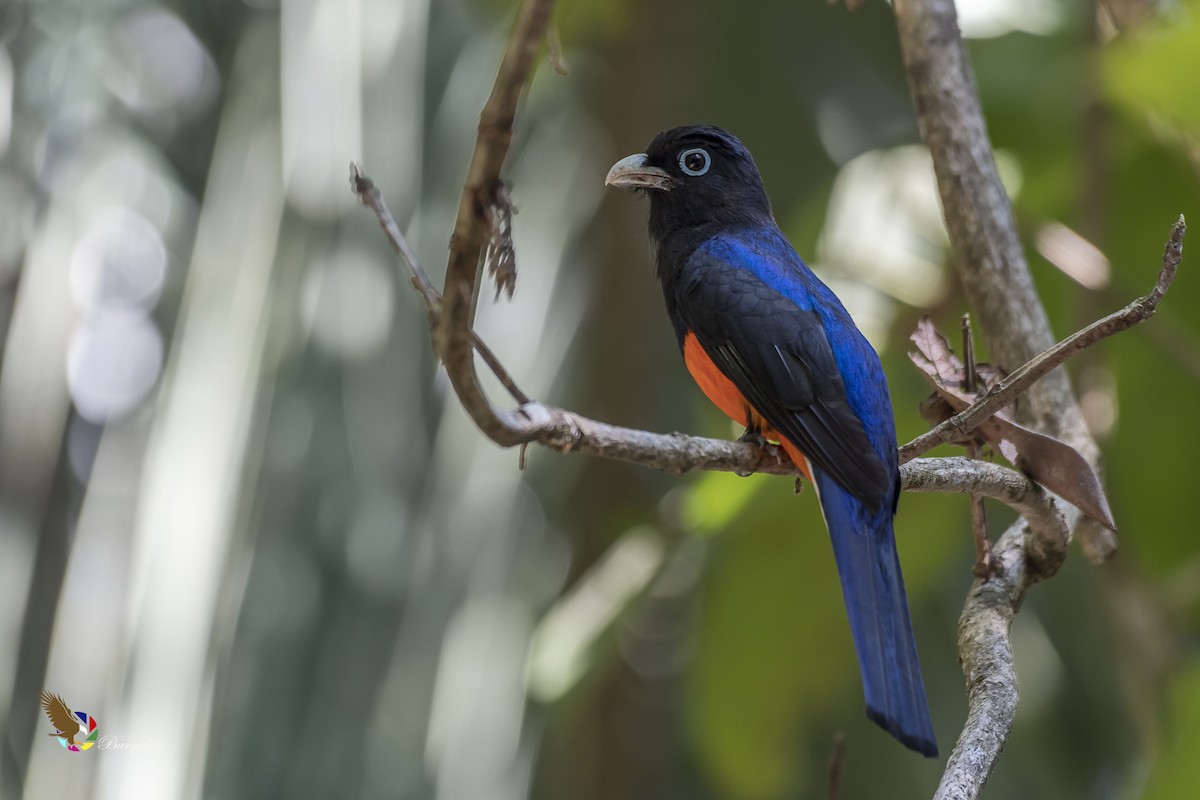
[41,691,81,745]
[605,125,937,756]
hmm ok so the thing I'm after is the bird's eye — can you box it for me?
[678,147,711,176]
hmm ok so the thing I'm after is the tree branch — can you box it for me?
[350,164,531,406]
[351,164,1068,531]
[437,0,555,445]
[893,0,1091,453]
[899,215,1185,463]
[895,0,1054,794]
[350,164,441,319]
[892,1,1138,797]
[901,457,1066,560]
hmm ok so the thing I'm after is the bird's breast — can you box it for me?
[682,332,759,429]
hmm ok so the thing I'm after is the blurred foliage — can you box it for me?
[1,1,1199,799]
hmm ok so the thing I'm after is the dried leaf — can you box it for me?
[977,415,1117,530]
[909,316,1005,401]
[974,363,1007,389]
[907,315,1117,531]
[909,316,962,390]
[918,394,956,428]
[485,182,518,300]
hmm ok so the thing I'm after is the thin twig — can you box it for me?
[900,215,1184,463]
[826,733,846,800]
[961,314,977,395]
[350,163,531,405]
[494,398,1072,528]
[960,318,991,576]
[350,164,441,318]
[547,23,569,75]
[473,333,531,405]
[966,444,991,578]
[968,496,990,575]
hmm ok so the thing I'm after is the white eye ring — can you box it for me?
[678,147,711,176]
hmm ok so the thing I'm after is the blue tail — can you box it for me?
[814,470,938,757]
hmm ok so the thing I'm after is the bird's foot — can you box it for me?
[735,429,773,477]
[738,429,768,447]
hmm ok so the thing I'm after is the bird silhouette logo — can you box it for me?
[40,692,99,752]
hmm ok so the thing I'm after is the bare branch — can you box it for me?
[512,401,790,476]
[350,163,440,318]
[966,449,991,578]
[932,500,1072,800]
[901,457,1066,557]
[893,0,1090,453]
[900,216,1185,462]
[826,733,846,800]
[936,524,1020,800]
[445,396,1070,525]
[547,23,569,75]
[959,320,992,576]
[968,493,990,576]
[907,466,1069,800]
[892,0,1122,795]
[472,333,532,406]
[438,0,555,446]
[350,163,531,405]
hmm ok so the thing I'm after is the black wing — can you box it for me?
[672,253,891,510]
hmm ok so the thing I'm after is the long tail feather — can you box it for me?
[813,469,938,757]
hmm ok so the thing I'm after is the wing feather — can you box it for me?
[673,248,891,509]
[41,692,77,734]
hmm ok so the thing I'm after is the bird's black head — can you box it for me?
[606,125,773,252]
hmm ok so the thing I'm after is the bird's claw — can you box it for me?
[735,429,773,477]
[738,429,769,447]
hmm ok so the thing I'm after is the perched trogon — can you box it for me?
[606,125,937,757]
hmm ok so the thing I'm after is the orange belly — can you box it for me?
[682,332,813,482]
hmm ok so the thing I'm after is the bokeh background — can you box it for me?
[0,0,1198,797]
